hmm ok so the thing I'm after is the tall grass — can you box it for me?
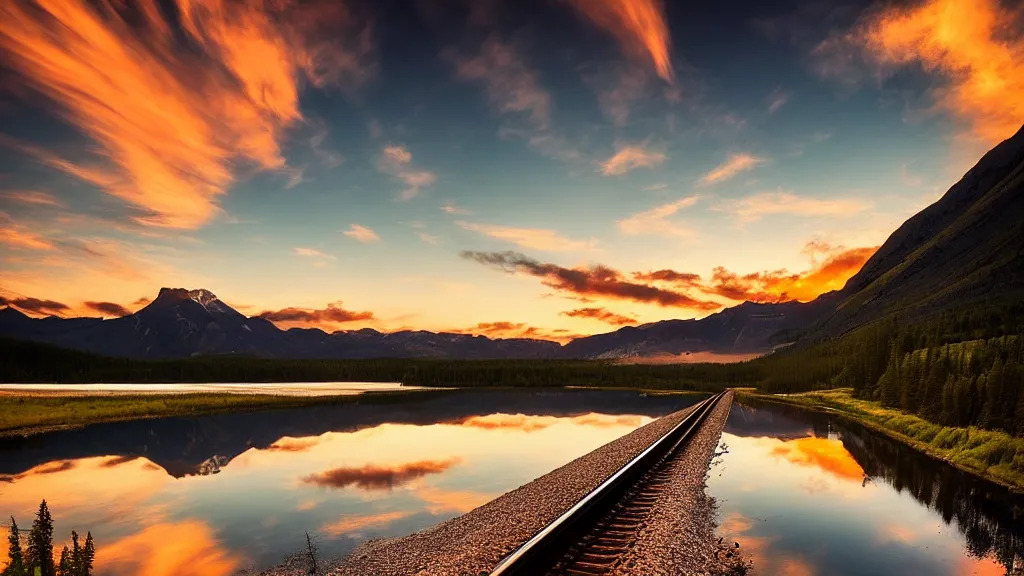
[741,388,1024,490]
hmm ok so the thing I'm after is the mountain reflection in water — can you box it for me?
[711,402,1024,576]
[0,389,700,575]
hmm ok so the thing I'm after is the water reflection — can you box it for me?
[0,389,699,574]
[710,402,1024,576]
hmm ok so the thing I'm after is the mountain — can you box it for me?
[0,288,561,360]
[813,124,1024,334]
[561,298,835,359]
[0,289,834,360]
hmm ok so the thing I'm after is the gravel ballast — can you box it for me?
[611,391,740,575]
[260,393,734,576]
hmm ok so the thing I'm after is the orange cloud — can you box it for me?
[698,153,766,185]
[452,321,582,343]
[377,144,436,200]
[717,190,870,224]
[561,307,638,326]
[617,196,698,237]
[0,227,53,250]
[461,250,722,311]
[321,511,412,536]
[0,190,61,206]
[566,0,674,83]
[0,0,370,228]
[344,224,381,243]
[859,0,1024,144]
[769,437,865,482]
[414,486,495,515]
[453,413,645,432]
[96,520,243,576]
[600,145,666,175]
[257,302,374,328]
[457,221,597,252]
[705,244,878,302]
[301,458,461,491]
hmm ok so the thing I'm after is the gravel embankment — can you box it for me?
[611,391,742,575]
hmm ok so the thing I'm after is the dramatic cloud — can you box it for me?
[258,302,374,326]
[857,0,1024,143]
[377,145,436,200]
[344,224,380,243]
[301,458,460,491]
[698,153,766,185]
[718,190,869,223]
[454,321,581,343]
[561,307,638,326]
[0,0,373,228]
[461,250,721,311]
[566,0,674,83]
[0,190,61,206]
[97,520,243,576]
[770,437,865,482]
[0,227,53,250]
[632,269,702,287]
[457,221,597,252]
[450,37,551,129]
[600,145,666,175]
[0,294,70,316]
[618,196,698,237]
[84,301,131,317]
[704,244,878,302]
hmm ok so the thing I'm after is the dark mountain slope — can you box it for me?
[562,298,836,358]
[817,124,1024,334]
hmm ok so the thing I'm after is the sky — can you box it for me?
[0,0,1022,341]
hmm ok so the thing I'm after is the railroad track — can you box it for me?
[489,391,727,576]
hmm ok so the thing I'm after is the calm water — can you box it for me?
[710,401,1024,576]
[0,382,416,396]
[0,389,700,575]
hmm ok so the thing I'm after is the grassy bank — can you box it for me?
[0,392,390,437]
[738,388,1024,491]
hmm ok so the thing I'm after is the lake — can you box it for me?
[0,389,701,575]
[0,382,416,397]
[710,401,1024,576]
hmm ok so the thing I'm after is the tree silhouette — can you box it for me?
[80,533,94,576]
[56,546,71,576]
[2,517,26,576]
[26,501,54,576]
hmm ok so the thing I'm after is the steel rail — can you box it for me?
[488,390,726,576]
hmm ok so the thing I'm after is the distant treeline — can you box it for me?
[0,337,751,392]
[5,303,1024,434]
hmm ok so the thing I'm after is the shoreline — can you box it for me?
[737,388,1024,493]
[0,388,443,438]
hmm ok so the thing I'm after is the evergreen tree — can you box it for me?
[26,501,54,576]
[80,534,93,576]
[56,547,70,576]
[3,517,25,576]
[69,532,79,576]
